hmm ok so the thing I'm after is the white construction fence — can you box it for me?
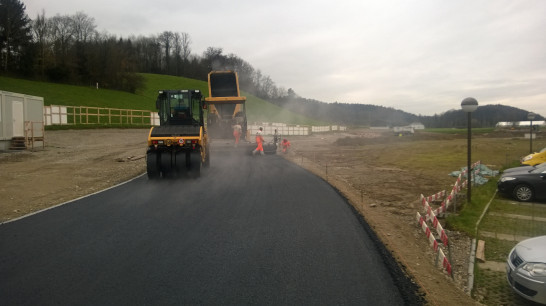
[43,105,346,136]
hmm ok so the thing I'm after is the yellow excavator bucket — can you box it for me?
[205,71,248,140]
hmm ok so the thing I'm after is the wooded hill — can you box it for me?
[269,96,543,128]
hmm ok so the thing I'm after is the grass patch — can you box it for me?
[482,237,514,262]
[473,268,529,306]
[373,137,533,175]
[490,200,546,218]
[446,180,498,237]
[424,128,495,134]
[480,214,546,238]
[0,75,153,110]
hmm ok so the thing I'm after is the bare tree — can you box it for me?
[72,11,96,43]
[49,14,75,64]
[260,75,275,99]
[172,32,192,75]
[158,31,174,73]
[203,47,224,70]
[133,35,161,73]
[31,10,51,77]
[172,32,183,75]
[254,69,262,95]
[179,32,191,63]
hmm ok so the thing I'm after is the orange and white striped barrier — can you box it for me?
[414,161,481,276]
[420,195,449,246]
[439,249,452,275]
[416,212,452,275]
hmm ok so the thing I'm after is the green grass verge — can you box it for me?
[424,128,495,134]
[445,180,498,236]
[1,75,153,110]
[481,237,515,262]
[489,200,546,218]
[480,214,546,239]
[447,178,546,239]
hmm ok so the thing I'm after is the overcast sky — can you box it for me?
[24,0,546,117]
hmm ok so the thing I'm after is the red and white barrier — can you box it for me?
[439,249,452,275]
[420,195,449,246]
[423,190,445,203]
[414,160,481,277]
[416,212,452,275]
[417,212,440,250]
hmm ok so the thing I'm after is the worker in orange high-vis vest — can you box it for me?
[252,127,265,155]
[232,123,242,147]
[281,138,291,153]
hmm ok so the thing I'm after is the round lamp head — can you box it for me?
[528,112,536,120]
[461,97,478,113]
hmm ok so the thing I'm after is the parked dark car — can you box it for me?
[498,166,546,202]
[503,162,546,174]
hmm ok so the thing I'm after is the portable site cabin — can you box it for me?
[0,90,44,150]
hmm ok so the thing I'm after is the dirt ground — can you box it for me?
[0,128,479,305]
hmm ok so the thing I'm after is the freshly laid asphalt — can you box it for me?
[0,152,421,305]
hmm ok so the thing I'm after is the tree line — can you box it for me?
[0,0,289,99]
[2,0,541,127]
[267,95,543,128]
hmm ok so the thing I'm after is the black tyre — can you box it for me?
[513,184,534,202]
[175,151,187,175]
[188,151,201,178]
[146,151,160,179]
[160,151,173,177]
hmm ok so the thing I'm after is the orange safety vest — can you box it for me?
[256,133,264,151]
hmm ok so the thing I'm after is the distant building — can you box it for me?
[409,122,425,130]
[391,122,425,135]
[496,121,545,129]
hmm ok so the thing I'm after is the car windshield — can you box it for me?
[530,166,546,174]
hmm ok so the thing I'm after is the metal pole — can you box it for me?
[461,97,478,205]
[467,112,472,204]
[530,119,533,154]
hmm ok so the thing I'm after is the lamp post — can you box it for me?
[528,112,536,154]
[461,97,478,204]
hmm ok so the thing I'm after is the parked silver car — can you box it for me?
[506,235,546,304]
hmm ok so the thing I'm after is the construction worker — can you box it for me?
[281,138,291,153]
[252,127,265,155]
[232,123,242,147]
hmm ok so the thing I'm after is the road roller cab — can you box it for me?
[146,89,209,179]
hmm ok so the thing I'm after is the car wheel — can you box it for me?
[513,184,534,202]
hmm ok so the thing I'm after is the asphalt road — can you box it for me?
[0,153,420,305]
